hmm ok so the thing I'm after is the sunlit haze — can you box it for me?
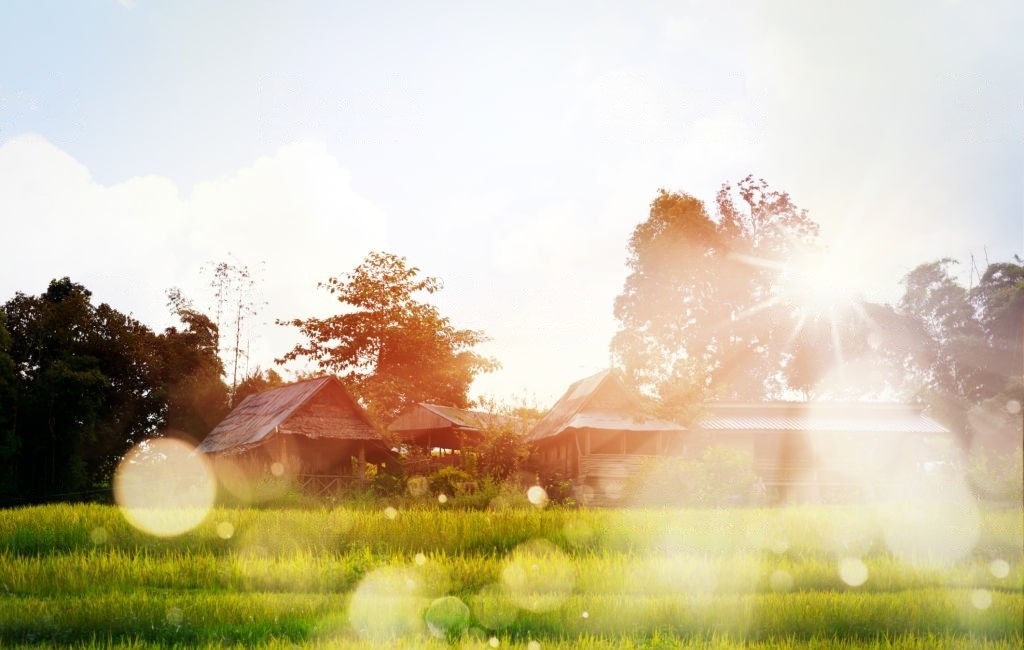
[1,1,1020,405]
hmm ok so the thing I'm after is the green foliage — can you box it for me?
[279,252,497,423]
[628,445,758,506]
[613,177,822,400]
[968,445,1024,503]
[1,278,229,502]
[0,313,20,497]
[427,466,474,497]
[232,367,285,406]
[160,288,229,438]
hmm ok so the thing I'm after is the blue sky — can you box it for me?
[1,0,1021,405]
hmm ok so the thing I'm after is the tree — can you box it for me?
[1,279,230,501]
[612,177,822,402]
[3,279,160,498]
[0,313,19,498]
[160,289,230,437]
[203,258,266,405]
[882,257,1024,445]
[970,257,1024,376]
[279,252,498,423]
[232,367,285,405]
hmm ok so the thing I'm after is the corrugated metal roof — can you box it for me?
[528,370,686,442]
[563,411,689,432]
[197,376,383,454]
[697,403,948,434]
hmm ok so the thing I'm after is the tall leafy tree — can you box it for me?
[970,257,1024,375]
[3,279,150,497]
[0,313,19,498]
[279,252,498,423]
[2,279,228,501]
[160,289,230,438]
[232,367,285,405]
[612,177,821,403]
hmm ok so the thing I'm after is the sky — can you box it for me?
[1,0,1021,407]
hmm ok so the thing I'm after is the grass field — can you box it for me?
[0,503,1021,648]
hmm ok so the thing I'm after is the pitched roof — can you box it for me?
[527,370,687,443]
[390,403,503,433]
[697,402,949,434]
[196,376,384,454]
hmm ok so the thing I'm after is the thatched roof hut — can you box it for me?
[389,403,508,450]
[198,376,392,485]
[528,370,687,504]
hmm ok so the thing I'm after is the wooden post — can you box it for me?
[358,443,366,486]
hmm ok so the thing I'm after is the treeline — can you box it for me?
[612,178,1023,455]
[0,279,229,503]
[0,253,500,504]
[1,176,1021,503]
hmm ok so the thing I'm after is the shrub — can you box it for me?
[626,445,757,507]
[427,466,475,497]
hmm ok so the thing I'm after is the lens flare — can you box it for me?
[90,527,108,545]
[165,606,183,626]
[769,569,794,592]
[501,539,575,613]
[407,476,429,497]
[879,478,980,564]
[471,583,518,630]
[990,559,1010,579]
[839,557,868,587]
[349,567,426,640]
[526,485,548,507]
[114,438,216,537]
[970,589,993,610]
[424,595,471,639]
[216,521,235,539]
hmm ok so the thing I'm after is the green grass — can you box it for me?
[0,504,1020,648]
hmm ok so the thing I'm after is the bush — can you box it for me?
[968,444,1024,503]
[627,445,757,507]
[427,466,475,497]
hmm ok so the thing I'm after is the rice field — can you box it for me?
[0,503,1021,648]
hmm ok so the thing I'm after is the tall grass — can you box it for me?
[0,504,1020,647]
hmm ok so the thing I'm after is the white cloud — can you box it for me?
[0,134,386,378]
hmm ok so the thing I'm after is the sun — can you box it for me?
[776,249,863,314]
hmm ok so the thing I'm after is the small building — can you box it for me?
[389,403,503,451]
[695,401,952,502]
[197,376,393,497]
[531,371,954,506]
[527,369,688,506]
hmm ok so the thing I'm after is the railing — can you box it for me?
[579,454,659,478]
[297,474,363,497]
[403,455,464,476]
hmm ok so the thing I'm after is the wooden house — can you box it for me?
[197,376,393,497]
[531,371,953,506]
[389,403,503,451]
[694,402,952,502]
[527,370,688,506]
